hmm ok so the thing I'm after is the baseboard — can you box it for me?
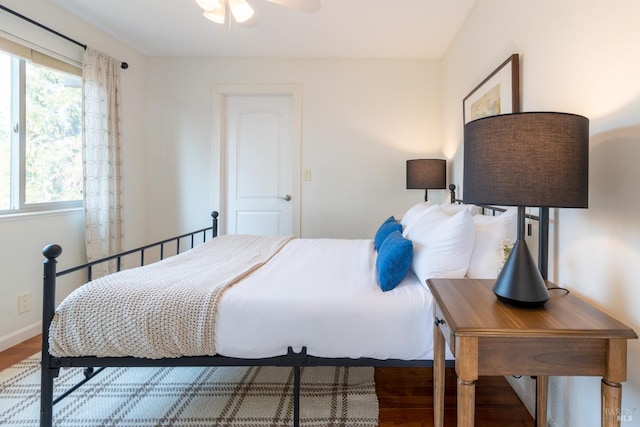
[0,322,41,352]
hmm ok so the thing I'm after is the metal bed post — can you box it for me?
[211,211,219,238]
[293,366,301,427]
[449,184,457,203]
[41,244,62,427]
[538,207,549,279]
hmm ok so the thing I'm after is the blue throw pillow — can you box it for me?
[376,231,413,292]
[374,216,401,250]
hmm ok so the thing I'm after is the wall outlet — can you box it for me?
[18,292,32,314]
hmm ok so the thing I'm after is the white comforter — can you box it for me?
[216,238,436,360]
[50,235,439,361]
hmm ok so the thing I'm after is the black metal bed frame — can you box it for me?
[40,189,549,427]
[39,211,448,427]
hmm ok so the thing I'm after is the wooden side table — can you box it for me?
[427,278,637,427]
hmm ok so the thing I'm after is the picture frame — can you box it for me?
[463,54,520,125]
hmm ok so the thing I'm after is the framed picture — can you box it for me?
[463,54,520,124]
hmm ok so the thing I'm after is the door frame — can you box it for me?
[211,84,302,236]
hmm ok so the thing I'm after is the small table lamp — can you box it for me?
[463,112,589,307]
[406,159,446,202]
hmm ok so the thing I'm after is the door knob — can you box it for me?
[279,194,292,201]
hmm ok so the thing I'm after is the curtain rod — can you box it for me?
[0,4,128,69]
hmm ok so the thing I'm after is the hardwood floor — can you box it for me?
[376,367,534,426]
[2,336,534,426]
[0,335,41,371]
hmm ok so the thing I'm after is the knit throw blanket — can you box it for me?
[49,234,293,359]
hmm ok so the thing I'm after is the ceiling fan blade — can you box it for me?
[202,1,226,24]
[263,0,321,13]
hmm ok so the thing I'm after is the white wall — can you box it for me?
[146,57,444,240]
[442,1,640,425]
[0,0,149,351]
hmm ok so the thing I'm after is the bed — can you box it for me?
[39,186,549,427]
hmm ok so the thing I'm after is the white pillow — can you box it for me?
[466,208,517,279]
[400,202,438,236]
[439,203,482,216]
[405,207,475,288]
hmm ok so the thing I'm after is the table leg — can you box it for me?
[433,322,445,427]
[455,337,478,427]
[602,338,627,427]
[602,379,622,427]
[536,375,548,427]
[457,378,476,427]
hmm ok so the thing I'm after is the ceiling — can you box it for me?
[50,0,477,59]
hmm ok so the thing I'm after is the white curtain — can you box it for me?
[82,48,123,275]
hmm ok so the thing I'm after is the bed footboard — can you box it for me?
[40,212,218,427]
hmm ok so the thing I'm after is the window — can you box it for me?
[0,40,82,214]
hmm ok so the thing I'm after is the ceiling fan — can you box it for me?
[195,0,321,25]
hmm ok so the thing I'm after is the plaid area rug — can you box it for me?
[1,354,378,426]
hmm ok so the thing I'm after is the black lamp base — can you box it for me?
[493,239,550,308]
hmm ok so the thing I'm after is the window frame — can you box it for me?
[0,40,83,215]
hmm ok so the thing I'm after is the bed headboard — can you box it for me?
[449,184,549,280]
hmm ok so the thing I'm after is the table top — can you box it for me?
[427,279,638,340]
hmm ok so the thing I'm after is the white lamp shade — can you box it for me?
[229,0,254,22]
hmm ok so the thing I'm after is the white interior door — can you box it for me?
[225,94,296,236]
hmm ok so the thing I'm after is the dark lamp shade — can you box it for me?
[406,159,446,190]
[463,112,589,208]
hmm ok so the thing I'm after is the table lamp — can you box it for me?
[406,159,446,202]
[463,112,589,307]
